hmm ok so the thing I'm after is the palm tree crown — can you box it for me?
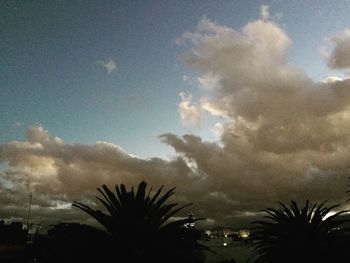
[73,181,206,262]
[250,200,350,263]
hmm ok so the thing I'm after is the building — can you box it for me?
[203,226,250,247]
[184,213,195,228]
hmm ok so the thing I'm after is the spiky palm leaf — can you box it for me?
[250,200,350,263]
[73,181,207,262]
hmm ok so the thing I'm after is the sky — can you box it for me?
[2,0,350,228]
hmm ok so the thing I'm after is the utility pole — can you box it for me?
[26,193,32,228]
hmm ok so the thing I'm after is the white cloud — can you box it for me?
[178,92,203,126]
[197,73,220,90]
[97,58,117,74]
[211,122,224,139]
[260,5,270,20]
[182,74,197,85]
[201,99,228,117]
[322,76,343,83]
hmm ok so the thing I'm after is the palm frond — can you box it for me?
[73,181,207,261]
[250,200,350,263]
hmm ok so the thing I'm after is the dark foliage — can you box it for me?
[250,200,350,263]
[0,222,27,244]
[217,258,237,263]
[347,176,350,202]
[31,223,112,263]
[73,181,207,262]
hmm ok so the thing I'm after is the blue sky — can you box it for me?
[2,0,350,158]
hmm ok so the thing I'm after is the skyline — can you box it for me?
[2,0,350,227]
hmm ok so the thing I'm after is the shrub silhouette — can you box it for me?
[32,223,112,263]
[218,258,237,263]
[249,200,350,263]
[73,181,207,262]
[347,176,350,202]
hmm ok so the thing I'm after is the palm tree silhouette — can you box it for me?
[249,200,350,263]
[73,181,207,262]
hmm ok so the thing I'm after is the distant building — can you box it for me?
[238,229,250,238]
[202,227,250,247]
[184,213,195,228]
[223,228,234,237]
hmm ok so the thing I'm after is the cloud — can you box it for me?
[182,74,190,83]
[168,14,350,221]
[325,29,350,69]
[211,122,224,139]
[177,16,350,153]
[201,99,228,117]
[178,92,203,126]
[197,72,220,90]
[322,76,343,83]
[0,126,199,224]
[97,58,117,74]
[260,5,270,20]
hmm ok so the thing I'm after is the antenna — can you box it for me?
[26,193,32,228]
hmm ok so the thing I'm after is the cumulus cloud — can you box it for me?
[168,14,350,221]
[178,92,203,126]
[326,29,350,69]
[97,58,117,74]
[177,16,350,154]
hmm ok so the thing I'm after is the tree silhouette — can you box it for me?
[346,176,350,202]
[32,223,113,263]
[73,181,207,262]
[249,200,350,263]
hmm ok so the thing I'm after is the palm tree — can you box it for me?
[249,200,350,263]
[73,181,207,262]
